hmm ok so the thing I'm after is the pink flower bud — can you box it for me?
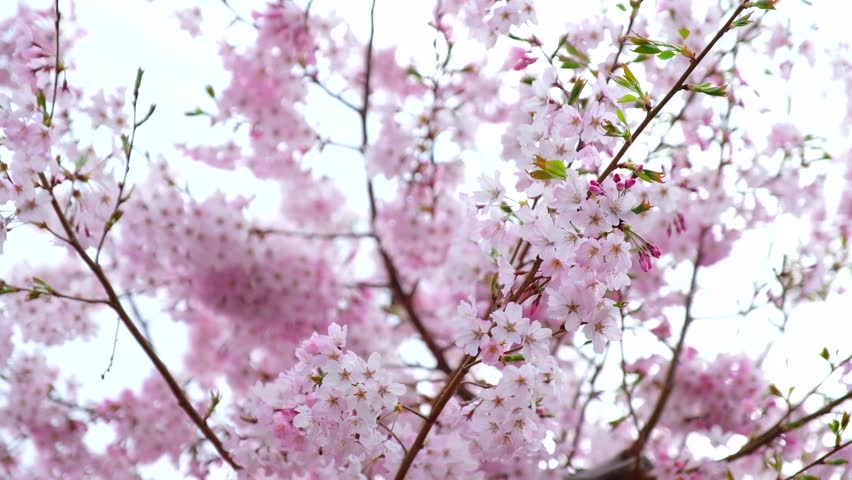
[638,251,652,272]
[588,181,604,195]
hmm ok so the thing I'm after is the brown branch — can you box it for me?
[394,355,474,480]
[394,258,547,478]
[309,76,361,115]
[627,228,705,457]
[249,227,376,240]
[725,390,852,463]
[566,351,609,468]
[353,0,462,387]
[48,0,61,121]
[607,0,643,78]
[597,0,750,183]
[38,173,240,470]
[618,307,641,434]
[783,438,852,480]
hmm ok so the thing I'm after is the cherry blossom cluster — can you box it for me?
[117,165,348,388]
[230,324,407,478]
[631,349,773,440]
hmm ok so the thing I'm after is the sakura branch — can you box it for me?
[783,438,852,480]
[597,0,751,183]
[39,170,239,470]
[21,4,238,470]
[627,229,705,460]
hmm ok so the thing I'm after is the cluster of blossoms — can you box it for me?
[117,165,349,388]
[231,324,407,478]
[630,349,773,441]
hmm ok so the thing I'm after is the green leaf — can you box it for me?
[631,200,653,215]
[615,108,627,124]
[184,107,209,117]
[560,58,582,69]
[752,0,778,10]
[658,50,676,60]
[563,41,590,64]
[32,277,55,293]
[567,79,586,105]
[105,210,124,230]
[621,63,638,85]
[820,347,831,361]
[205,85,216,98]
[634,168,666,183]
[531,155,567,180]
[135,104,157,128]
[686,82,728,97]
[501,353,525,362]
[678,28,690,39]
[36,90,47,113]
[608,415,628,427]
[617,94,638,104]
[768,384,783,397]
[120,134,131,158]
[731,12,754,29]
[133,67,145,99]
[633,45,661,55]
[616,3,626,11]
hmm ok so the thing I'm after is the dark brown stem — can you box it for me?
[394,257,547,478]
[597,1,750,183]
[725,390,852,462]
[628,228,705,456]
[39,173,239,471]
[355,0,461,386]
[394,355,474,480]
[249,227,376,240]
[48,0,61,121]
[566,351,609,467]
[783,438,852,480]
[607,0,643,78]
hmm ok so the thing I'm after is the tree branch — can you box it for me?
[627,228,705,457]
[597,0,750,183]
[38,180,240,470]
[725,390,852,463]
[783,438,852,480]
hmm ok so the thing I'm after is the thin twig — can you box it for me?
[628,228,705,457]
[725,390,852,462]
[783,439,852,480]
[566,351,609,468]
[597,1,750,183]
[38,173,240,470]
[125,293,156,353]
[394,355,474,480]
[249,227,376,240]
[100,316,120,379]
[48,0,61,121]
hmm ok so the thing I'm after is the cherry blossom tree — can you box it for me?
[1,0,851,479]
